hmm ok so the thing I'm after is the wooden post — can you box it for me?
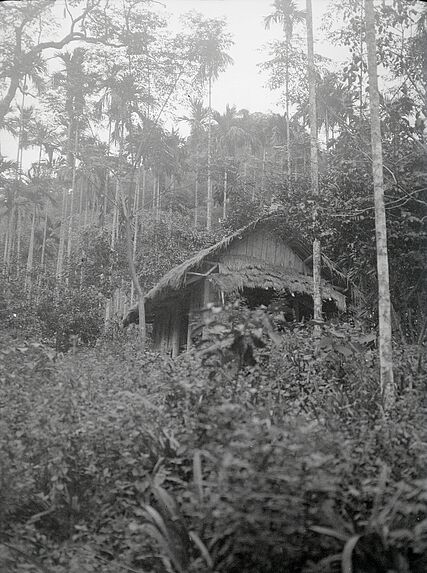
[171,309,180,358]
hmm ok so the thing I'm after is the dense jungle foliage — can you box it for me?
[1,315,426,573]
[1,0,426,571]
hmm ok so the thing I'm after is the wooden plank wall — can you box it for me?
[222,230,309,273]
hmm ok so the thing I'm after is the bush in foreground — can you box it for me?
[1,314,426,572]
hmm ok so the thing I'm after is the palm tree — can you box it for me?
[180,98,209,226]
[265,0,305,180]
[190,14,233,230]
[0,157,16,272]
[213,105,250,218]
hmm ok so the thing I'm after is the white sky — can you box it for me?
[1,0,348,166]
[162,0,346,115]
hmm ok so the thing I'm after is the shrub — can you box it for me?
[1,310,426,572]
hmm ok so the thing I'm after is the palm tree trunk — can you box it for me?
[67,130,78,263]
[223,169,228,220]
[325,108,330,152]
[359,1,364,124]
[41,209,48,269]
[156,175,160,222]
[261,147,266,197]
[365,0,394,406]
[152,172,156,211]
[3,224,8,271]
[79,177,83,219]
[206,74,213,231]
[141,167,146,210]
[285,46,291,180]
[4,206,15,273]
[194,172,199,228]
[16,207,21,277]
[168,174,174,231]
[84,180,89,227]
[26,203,36,290]
[119,173,146,347]
[112,180,119,247]
[56,189,67,282]
[130,168,141,305]
[306,0,322,323]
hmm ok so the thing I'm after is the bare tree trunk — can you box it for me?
[194,172,199,228]
[7,205,16,271]
[67,129,78,264]
[41,208,48,269]
[130,168,141,305]
[261,147,266,197]
[79,177,83,217]
[16,207,22,277]
[152,171,156,211]
[206,74,213,231]
[26,203,36,290]
[306,0,322,323]
[325,108,330,154]
[3,223,9,271]
[141,167,146,210]
[359,1,364,124]
[156,175,160,222]
[112,179,119,248]
[365,0,394,407]
[120,180,146,347]
[223,169,228,220]
[285,45,291,180]
[168,174,174,231]
[56,189,67,282]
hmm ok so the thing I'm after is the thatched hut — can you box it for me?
[124,214,357,356]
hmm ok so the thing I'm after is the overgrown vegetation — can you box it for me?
[1,0,426,571]
[1,313,426,572]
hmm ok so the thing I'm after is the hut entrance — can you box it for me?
[238,287,338,322]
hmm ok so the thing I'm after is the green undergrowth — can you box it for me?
[1,312,426,573]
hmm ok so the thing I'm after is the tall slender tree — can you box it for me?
[364,0,394,406]
[306,0,322,323]
[180,98,208,227]
[265,0,305,180]
[188,13,233,230]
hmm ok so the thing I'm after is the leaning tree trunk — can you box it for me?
[306,0,322,323]
[365,0,394,407]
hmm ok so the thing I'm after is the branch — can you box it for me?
[327,187,427,219]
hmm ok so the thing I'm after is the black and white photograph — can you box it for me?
[0,0,426,571]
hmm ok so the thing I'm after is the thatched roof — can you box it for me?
[126,213,360,321]
[210,263,347,311]
[145,213,351,306]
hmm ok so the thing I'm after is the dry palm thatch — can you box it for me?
[126,213,361,321]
